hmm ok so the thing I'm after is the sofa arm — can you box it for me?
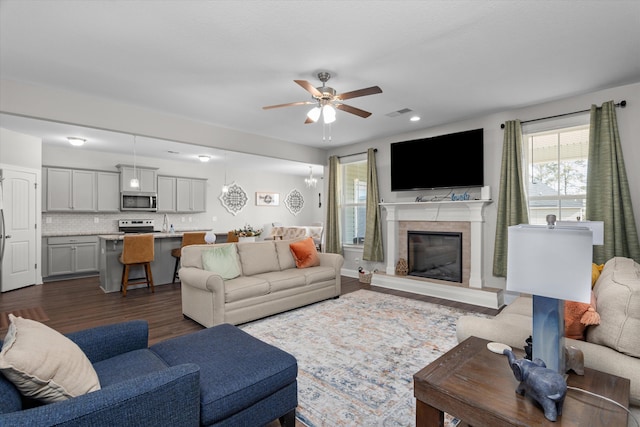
[0,364,201,427]
[179,267,225,295]
[66,320,149,364]
[318,253,344,272]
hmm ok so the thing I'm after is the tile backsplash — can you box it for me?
[42,212,212,236]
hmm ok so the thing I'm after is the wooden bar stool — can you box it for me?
[119,234,155,297]
[171,232,207,283]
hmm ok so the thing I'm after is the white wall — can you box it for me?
[0,127,42,168]
[330,82,640,288]
[41,145,323,235]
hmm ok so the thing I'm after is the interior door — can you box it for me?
[1,168,37,292]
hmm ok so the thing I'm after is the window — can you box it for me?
[523,123,589,225]
[340,159,367,245]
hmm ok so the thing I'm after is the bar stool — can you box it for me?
[171,232,207,283]
[119,233,155,297]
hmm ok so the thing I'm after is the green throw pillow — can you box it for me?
[201,245,241,280]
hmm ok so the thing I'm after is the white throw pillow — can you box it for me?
[0,314,101,403]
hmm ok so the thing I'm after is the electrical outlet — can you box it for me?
[181,217,186,222]
[212,216,218,222]
[94,217,99,224]
[45,217,52,224]
[188,217,192,222]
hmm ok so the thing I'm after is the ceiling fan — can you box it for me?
[263,72,382,124]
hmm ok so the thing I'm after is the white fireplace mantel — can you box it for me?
[376,200,500,308]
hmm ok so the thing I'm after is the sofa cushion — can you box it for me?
[92,349,169,387]
[0,314,101,403]
[224,276,271,303]
[289,237,320,268]
[237,241,280,275]
[275,239,298,270]
[202,244,241,280]
[302,265,338,285]
[254,270,307,293]
[587,257,640,357]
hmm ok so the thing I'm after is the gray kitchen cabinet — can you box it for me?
[46,236,99,277]
[117,165,157,193]
[176,177,207,212]
[46,167,97,211]
[97,171,120,212]
[157,175,177,212]
[158,176,206,213]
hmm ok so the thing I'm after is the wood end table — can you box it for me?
[414,336,630,426]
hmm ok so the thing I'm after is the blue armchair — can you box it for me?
[0,320,201,426]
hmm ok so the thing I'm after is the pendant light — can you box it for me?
[130,135,140,188]
[305,166,317,188]
[222,151,229,193]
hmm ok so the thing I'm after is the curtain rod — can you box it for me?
[500,100,626,129]
[337,148,377,159]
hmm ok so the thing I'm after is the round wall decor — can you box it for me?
[284,188,304,216]
[219,182,248,215]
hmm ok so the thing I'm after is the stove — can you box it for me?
[118,219,156,233]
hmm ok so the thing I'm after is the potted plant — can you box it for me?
[234,224,263,242]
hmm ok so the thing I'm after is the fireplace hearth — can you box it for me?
[408,231,462,283]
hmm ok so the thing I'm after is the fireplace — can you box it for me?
[408,231,462,283]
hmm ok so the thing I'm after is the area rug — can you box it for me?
[0,306,49,329]
[240,290,490,426]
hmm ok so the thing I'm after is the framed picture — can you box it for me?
[256,192,280,206]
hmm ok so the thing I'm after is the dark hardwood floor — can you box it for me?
[0,274,498,344]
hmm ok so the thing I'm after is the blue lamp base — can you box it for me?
[532,295,565,373]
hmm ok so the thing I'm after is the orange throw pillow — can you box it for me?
[289,237,320,268]
[565,291,600,340]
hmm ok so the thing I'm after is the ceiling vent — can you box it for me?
[385,108,413,118]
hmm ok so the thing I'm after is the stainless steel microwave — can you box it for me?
[121,192,157,211]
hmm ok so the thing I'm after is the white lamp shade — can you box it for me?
[129,178,140,188]
[556,220,604,245]
[506,225,593,303]
[307,106,321,122]
[322,105,336,124]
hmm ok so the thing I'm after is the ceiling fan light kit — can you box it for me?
[263,72,382,125]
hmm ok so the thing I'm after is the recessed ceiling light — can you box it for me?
[67,137,86,146]
[410,116,421,122]
[198,155,210,162]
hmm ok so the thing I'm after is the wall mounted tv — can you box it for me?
[390,128,484,191]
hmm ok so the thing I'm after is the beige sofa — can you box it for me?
[179,239,343,327]
[456,257,640,405]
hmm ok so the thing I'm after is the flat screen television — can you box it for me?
[390,128,484,191]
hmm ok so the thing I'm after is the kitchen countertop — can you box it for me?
[43,230,213,239]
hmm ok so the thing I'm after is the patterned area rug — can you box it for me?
[0,306,49,329]
[240,290,489,426]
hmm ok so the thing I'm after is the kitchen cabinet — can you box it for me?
[46,168,97,211]
[46,236,99,277]
[97,171,120,212]
[157,175,177,212]
[117,165,157,193]
[41,167,48,212]
[158,176,206,213]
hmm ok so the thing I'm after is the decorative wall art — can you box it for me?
[284,188,304,216]
[256,192,280,206]
[219,182,248,215]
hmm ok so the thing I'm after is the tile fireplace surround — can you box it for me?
[374,200,503,309]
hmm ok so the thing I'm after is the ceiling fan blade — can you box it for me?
[336,103,372,118]
[294,80,323,97]
[262,101,314,110]
[336,86,382,101]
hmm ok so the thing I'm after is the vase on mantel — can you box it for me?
[238,236,256,243]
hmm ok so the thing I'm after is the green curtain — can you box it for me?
[325,155,342,254]
[363,148,384,262]
[586,101,640,264]
[493,120,529,277]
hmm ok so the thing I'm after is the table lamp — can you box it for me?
[506,217,593,373]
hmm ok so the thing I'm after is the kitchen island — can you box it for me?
[97,231,221,293]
